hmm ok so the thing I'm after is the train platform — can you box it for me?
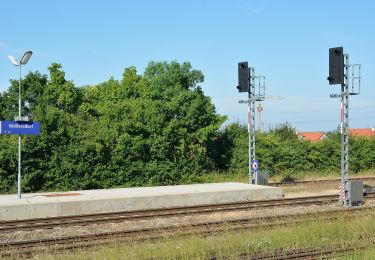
[0,182,282,221]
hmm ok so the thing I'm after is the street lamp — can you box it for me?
[7,51,33,199]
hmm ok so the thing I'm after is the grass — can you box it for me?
[187,170,248,183]
[342,248,375,259]
[33,211,375,260]
[277,169,375,182]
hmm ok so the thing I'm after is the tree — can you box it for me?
[43,63,82,113]
[0,60,227,193]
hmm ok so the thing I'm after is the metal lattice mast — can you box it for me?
[329,47,361,205]
[341,54,350,200]
[238,63,265,184]
[249,67,256,184]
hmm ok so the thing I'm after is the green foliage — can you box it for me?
[1,60,374,193]
[0,61,225,193]
[220,122,375,176]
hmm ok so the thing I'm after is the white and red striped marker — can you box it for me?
[340,100,343,134]
[247,107,251,133]
[339,182,345,202]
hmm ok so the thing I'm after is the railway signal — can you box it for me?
[328,47,344,85]
[237,62,249,93]
[237,62,265,184]
[329,47,362,206]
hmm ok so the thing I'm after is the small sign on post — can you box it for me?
[251,159,259,185]
[0,121,41,135]
[251,160,259,172]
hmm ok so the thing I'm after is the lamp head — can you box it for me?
[7,55,19,66]
[20,51,32,65]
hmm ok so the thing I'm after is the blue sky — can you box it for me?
[1,0,374,131]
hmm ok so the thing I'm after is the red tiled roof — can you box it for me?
[349,128,375,137]
[296,128,375,141]
[297,132,326,142]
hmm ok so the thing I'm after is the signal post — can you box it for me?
[328,47,362,206]
[237,62,265,184]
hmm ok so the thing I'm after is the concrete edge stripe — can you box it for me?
[0,121,2,134]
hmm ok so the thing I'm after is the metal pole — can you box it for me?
[247,91,251,184]
[340,54,350,205]
[240,66,265,184]
[340,84,346,204]
[18,64,22,199]
[249,68,256,184]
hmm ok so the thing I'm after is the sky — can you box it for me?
[1,0,374,132]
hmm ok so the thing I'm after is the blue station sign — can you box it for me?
[0,121,41,135]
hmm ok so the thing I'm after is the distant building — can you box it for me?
[296,131,327,142]
[349,128,375,138]
[296,128,375,142]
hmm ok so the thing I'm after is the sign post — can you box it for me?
[7,50,34,199]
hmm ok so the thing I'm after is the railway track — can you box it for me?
[241,244,370,259]
[270,176,375,186]
[1,205,374,258]
[0,193,362,233]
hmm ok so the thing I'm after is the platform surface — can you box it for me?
[0,182,282,221]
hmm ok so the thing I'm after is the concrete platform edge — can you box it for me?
[0,183,282,221]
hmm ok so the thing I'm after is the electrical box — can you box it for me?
[346,180,364,206]
[256,171,269,186]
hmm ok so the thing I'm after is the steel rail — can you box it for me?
[243,244,370,259]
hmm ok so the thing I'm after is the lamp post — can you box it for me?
[7,51,33,199]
